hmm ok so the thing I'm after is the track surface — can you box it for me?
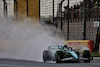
[0,58,100,67]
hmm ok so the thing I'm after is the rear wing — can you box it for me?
[48,45,63,49]
[48,46,58,49]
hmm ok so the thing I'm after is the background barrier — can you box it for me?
[65,40,94,52]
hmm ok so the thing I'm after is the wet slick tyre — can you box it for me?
[43,50,51,62]
[55,51,63,63]
[83,50,91,62]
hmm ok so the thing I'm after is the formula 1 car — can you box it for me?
[43,45,93,63]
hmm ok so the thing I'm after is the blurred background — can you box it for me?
[0,0,100,52]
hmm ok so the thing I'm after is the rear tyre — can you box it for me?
[43,50,51,62]
[83,50,91,62]
[55,51,63,63]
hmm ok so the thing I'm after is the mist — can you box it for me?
[0,18,64,62]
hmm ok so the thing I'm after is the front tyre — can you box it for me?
[83,50,91,62]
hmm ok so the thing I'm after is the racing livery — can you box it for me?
[43,45,93,63]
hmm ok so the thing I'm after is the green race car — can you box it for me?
[43,45,93,63]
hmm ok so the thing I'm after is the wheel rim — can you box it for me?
[57,55,60,61]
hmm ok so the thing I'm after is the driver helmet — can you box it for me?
[63,43,68,48]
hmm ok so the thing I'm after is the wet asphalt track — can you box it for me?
[0,58,100,67]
